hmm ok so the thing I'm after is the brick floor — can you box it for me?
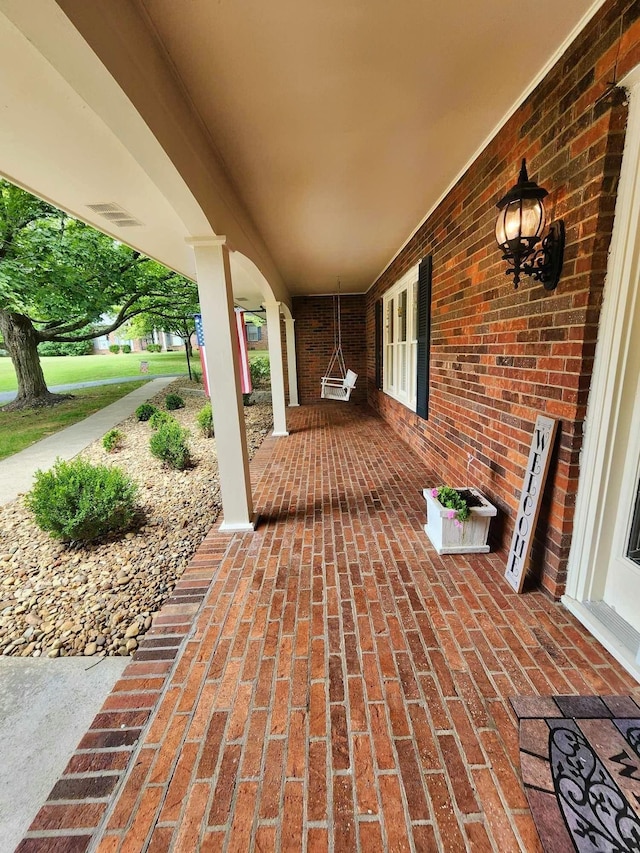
[17,403,640,852]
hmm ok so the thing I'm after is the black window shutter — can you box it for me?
[416,255,432,420]
[374,299,383,390]
[257,325,262,341]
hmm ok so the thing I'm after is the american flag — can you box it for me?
[194,313,209,396]
[235,309,253,395]
[194,311,252,398]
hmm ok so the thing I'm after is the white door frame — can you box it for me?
[563,64,640,680]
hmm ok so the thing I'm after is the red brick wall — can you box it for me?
[366,0,640,598]
[293,295,367,405]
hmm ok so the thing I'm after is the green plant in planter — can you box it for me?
[431,486,472,524]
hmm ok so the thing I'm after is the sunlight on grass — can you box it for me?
[0,381,148,460]
[0,353,188,392]
[0,350,269,392]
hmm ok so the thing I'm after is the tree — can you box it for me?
[0,180,200,409]
[126,296,200,379]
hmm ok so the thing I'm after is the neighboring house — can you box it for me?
[92,330,193,353]
[244,316,268,351]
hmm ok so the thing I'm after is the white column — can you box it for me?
[264,299,288,436]
[187,237,254,531]
[284,317,299,407]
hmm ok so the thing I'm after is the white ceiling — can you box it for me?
[0,0,605,302]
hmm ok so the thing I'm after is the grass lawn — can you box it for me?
[0,381,148,460]
[0,350,270,392]
[0,352,189,392]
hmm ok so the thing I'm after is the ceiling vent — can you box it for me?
[86,202,143,228]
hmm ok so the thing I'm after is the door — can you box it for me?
[602,364,640,632]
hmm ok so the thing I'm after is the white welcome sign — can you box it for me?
[505,414,558,593]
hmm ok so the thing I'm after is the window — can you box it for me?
[246,323,261,342]
[383,264,419,410]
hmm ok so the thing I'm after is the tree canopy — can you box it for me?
[0,179,200,408]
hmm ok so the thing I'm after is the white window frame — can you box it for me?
[382,263,418,411]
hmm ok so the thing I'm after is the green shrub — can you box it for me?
[135,403,157,422]
[38,340,93,356]
[165,393,185,410]
[243,392,253,406]
[191,369,202,384]
[149,421,191,470]
[146,343,162,353]
[122,344,132,354]
[109,344,120,354]
[149,410,175,430]
[102,428,123,452]
[249,356,270,386]
[25,458,138,542]
[196,402,214,437]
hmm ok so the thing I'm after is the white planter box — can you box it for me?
[423,488,497,555]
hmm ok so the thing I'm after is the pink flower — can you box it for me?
[454,519,462,528]
[431,488,439,498]
[447,509,456,519]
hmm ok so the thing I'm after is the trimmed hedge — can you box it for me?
[165,393,185,410]
[197,402,214,437]
[135,403,157,422]
[25,458,138,542]
[149,421,191,470]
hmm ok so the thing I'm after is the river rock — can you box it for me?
[0,383,272,657]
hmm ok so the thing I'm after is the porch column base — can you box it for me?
[272,430,289,437]
[219,514,258,533]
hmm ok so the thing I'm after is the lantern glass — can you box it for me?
[495,198,546,249]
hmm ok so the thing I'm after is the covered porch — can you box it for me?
[18,402,639,852]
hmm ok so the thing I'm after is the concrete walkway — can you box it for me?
[0,377,175,849]
[0,656,128,852]
[0,377,176,505]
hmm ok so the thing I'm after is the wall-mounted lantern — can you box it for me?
[495,159,565,290]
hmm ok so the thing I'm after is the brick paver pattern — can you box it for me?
[17,403,640,852]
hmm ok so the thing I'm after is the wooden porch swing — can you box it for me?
[320,288,358,401]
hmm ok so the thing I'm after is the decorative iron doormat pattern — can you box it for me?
[511,695,640,853]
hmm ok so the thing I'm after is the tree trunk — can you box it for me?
[0,311,68,409]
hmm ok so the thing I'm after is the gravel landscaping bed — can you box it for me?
[0,380,273,658]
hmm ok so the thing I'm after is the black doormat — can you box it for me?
[511,695,640,853]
